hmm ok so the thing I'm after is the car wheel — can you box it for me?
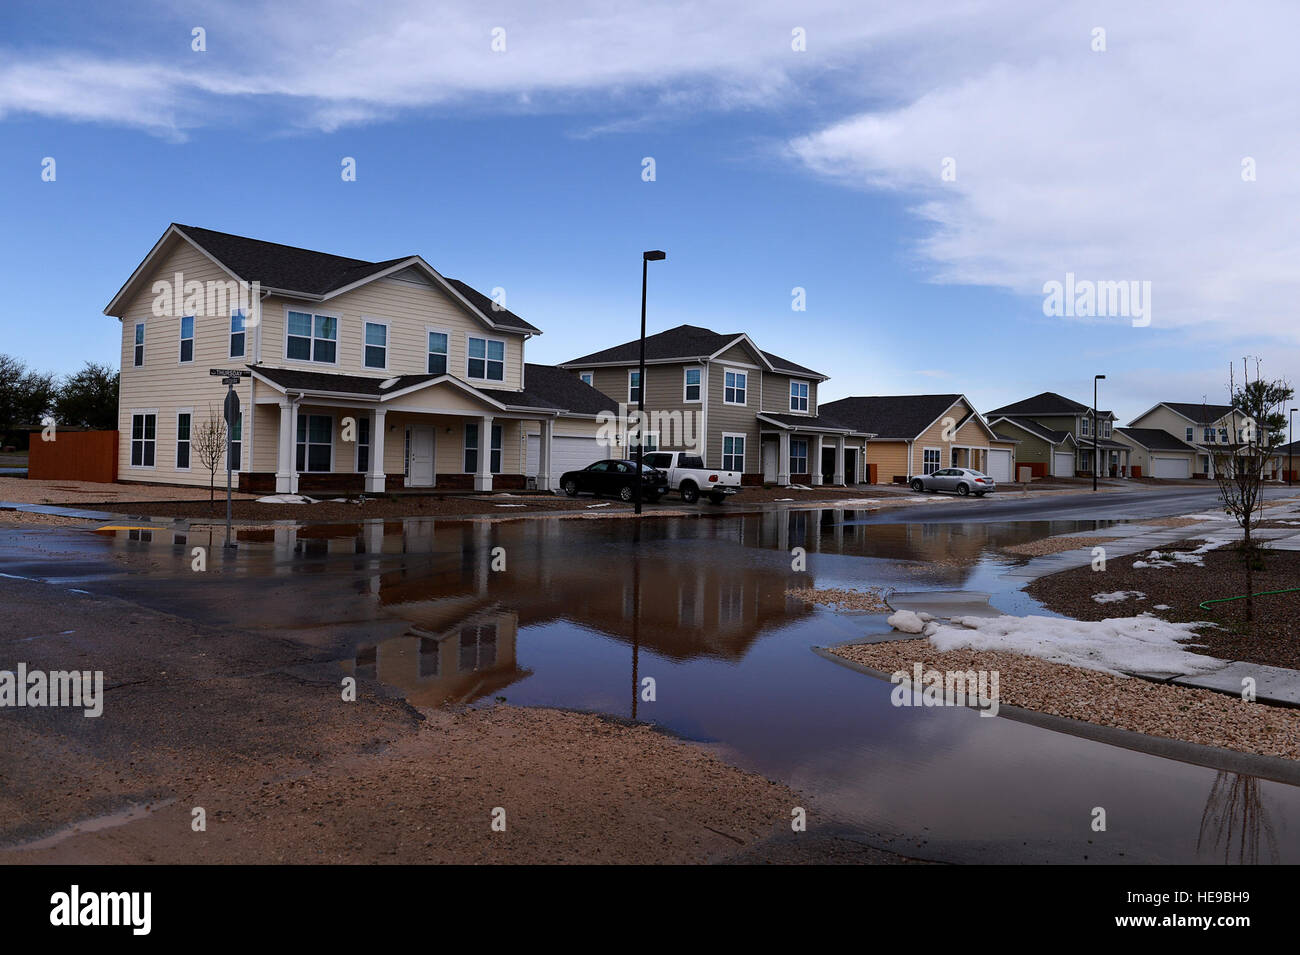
[680,481,700,504]
[910,479,925,492]
[619,485,634,502]
[708,493,726,505]
[956,483,970,496]
[562,479,578,497]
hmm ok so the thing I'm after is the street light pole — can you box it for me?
[1290,407,1296,487]
[634,250,666,516]
[1093,374,1106,492]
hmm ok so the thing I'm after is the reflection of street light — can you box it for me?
[1093,375,1106,492]
[634,250,666,516]
[1290,408,1297,487]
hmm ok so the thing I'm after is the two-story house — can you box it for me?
[104,224,615,493]
[1124,401,1284,479]
[988,391,1129,478]
[560,325,873,484]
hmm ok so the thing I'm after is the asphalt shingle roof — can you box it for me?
[818,395,964,440]
[1159,402,1237,424]
[988,391,1113,418]
[172,224,540,333]
[1116,427,1199,452]
[758,411,865,433]
[990,415,1075,445]
[562,324,826,378]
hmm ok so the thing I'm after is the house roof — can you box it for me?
[991,431,1021,444]
[756,411,870,435]
[560,324,826,379]
[988,391,1113,418]
[105,224,541,334]
[249,363,613,417]
[819,394,967,441]
[1146,401,1238,425]
[1115,427,1199,452]
[988,415,1077,446]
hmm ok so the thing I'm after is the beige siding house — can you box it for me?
[105,224,614,492]
[1127,401,1286,480]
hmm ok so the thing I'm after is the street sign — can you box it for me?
[223,389,241,429]
[209,368,251,378]
[220,376,241,385]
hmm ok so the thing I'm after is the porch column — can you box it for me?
[537,417,554,492]
[475,415,494,491]
[366,409,387,493]
[777,431,790,485]
[811,435,823,485]
[833,435,846,485]
[275,400,295,494]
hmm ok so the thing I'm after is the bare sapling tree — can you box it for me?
[1209,358,1294,623]
[193,406,228,505]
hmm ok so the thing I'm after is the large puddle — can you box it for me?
[4,508,1295,863]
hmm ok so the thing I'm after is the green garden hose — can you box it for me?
[1197,587,1300,611]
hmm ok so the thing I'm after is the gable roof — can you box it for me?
[819,394,968,441]
[756,411,870,435]
[104,224,540,334]
[988,391,1113,418]
[988,415,1078,446]
[513,364,617,417]
[1115,427,1199,452]
[561,324,826,379]
[1132,401,1237,426]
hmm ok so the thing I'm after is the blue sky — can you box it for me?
[2,0,1298,423]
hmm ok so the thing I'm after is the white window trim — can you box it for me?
[627,367,644,404]
[721,431,747,471]
[788,379,810,413]
[465,332,507,383]
[228,309,247,359]
[296,411,335,473]
[723,367,748,406]
[175,408,193,471]
[578,371,594,387]
[683,366,702,403]
[424,325,451,376]
[361,317,391,372]
[132,321,145,367]
[283,305,342,366]
[178,315,195,365]
[922,446,942,475]
[129,409,158,470]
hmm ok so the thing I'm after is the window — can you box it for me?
[459,624,498,672]
[1185,427,1194,442]
[130,413,156,467]
[1103,420,1111,437]
[296,414,332,472]
[1219,427,1229,443]
[724,370,747,405]
[427,330,448,375]
[722,433,745,471]
[630,432,658,453]
[356,415,370,473]
[1204,427,1215,443]
[363,321,387,369]
[790,381,809,413]
[228,413,242,471]
[229,310,246,358]
[133,322,145,366]
[176,412,191,469]
[684,367,701,402]
[579,371,594,387]
[923,448,941,474]
[628,370,641,403]
[644,452,672,469]
[463,423,503,473]
[790,438,808,474]
[467,336,505,381]
[287,310,338,363]
[1080,416,1089,436]
[179,315,194,363]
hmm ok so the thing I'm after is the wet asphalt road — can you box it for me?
[852,484,1299,524]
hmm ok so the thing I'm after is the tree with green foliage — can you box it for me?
[54,362,119,430]
[0,354,57,449]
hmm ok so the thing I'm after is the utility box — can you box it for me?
[1017,466,1033,483]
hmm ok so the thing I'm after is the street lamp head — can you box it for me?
[643,250,666,261]
[1095,374,1106,380]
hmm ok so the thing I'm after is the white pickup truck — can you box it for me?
[641,451,742,504]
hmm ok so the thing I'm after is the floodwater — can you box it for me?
[3,507,1296,863]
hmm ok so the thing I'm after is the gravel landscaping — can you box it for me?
[830,640,1300,760]
[1001,535,1119,557]
[788,586,892,613]
[1028,540,1300,670]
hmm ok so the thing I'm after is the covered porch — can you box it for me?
[756,413,869,486]
[1079,440,1132,478]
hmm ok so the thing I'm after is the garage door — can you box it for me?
[1053,451,1075,477]
[986,449,1012,482]
[1151,456,1191,479]
[526,434,604,490]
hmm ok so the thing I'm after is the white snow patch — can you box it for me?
[256,494,317,504]
[1131,539,1225,569]
[1091,590,1146,604]
[927,614,1220,677]
[586,502,611,509]
[886,610,926,634]
[1154,604,1171,610]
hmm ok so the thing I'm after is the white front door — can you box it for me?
[409,426,435,486]
[762,440,778,482]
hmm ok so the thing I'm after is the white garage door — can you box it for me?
[1053,451,1075,478]
[526,434,604,490]
[1151,456,1191,479]
[986,449,1012,482]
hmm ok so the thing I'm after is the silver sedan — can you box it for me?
[910,467,996,497]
